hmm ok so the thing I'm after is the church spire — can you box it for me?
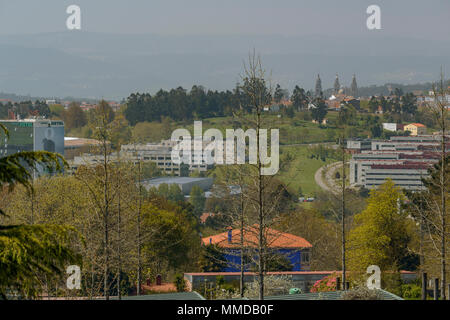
[315,74,322,98]
[351,74,358,97]
[333,74,340,95]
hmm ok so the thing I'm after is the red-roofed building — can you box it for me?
[80,102,97,111]
[404,123,427,136]
[202,225,312,272]
[199,212,215,224]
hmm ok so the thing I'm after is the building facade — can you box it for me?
[202,226,312,272]
[404,123,427,136]
[347,135,447,191]
[0,119,65,175]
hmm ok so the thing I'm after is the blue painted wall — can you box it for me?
[222,248,304,272]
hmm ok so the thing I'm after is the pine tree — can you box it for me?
[291,86,308,110]
[274,84,284,103]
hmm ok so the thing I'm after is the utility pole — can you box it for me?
[117,193,122,300]
[340,135,346,289]
[136,151,143,296]
[240,190,245,297]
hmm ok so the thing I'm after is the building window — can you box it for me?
[301,250,310,264]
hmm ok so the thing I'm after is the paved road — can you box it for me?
[314,161,343,195]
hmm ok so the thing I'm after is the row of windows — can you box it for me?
[366,178,422,182]
[366,183,422,187]
[365,172,425,176]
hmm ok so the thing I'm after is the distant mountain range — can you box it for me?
[1,32,449,100]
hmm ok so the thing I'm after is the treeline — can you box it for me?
[0,100,51,119]
[124,82,308,125]
[124,86,241,125]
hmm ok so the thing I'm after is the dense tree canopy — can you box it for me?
[347,180,417,273]
[0,124,79,299]
[124,86,239,125]
[63,102,86,130]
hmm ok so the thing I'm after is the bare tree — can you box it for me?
[232,52,294,299]
[75,100,115,299]
[407,71,449,299]
[430,70,449,299]
[337,103,349,288]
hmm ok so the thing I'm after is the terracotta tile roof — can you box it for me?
[200,212,215,224]
[407,123,426,127]
[202,225,312,249]
[64,137,102,148]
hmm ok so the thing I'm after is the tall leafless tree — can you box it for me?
[430,70,449,299]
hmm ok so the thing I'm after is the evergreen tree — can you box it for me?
[189,185,206,217]
[291,86,308,110]
[199,245,228,272]
[401,92,418,116]
[311,98,327,123]
[368,96,379,113]
[274,84,284,103]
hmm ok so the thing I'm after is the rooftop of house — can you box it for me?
[64,137,102,148]
[203,225,312,249]
[406,123,426,128]
[200,212,215,224]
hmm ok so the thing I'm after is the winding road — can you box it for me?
[314,161,345,195]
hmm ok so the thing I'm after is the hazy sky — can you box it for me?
[0,0,449,39]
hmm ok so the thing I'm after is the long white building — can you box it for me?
[348,135,447,191]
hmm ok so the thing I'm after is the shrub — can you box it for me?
[401,284,421,299]
[244,275,296,299]
[174,274,186,292]
[341,287,383,300]
[310,274,337,292]
[214,279,240,300]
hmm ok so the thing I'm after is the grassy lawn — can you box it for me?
[206,144,335,199]
[278,145,336,197]
[178,113,341,145]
